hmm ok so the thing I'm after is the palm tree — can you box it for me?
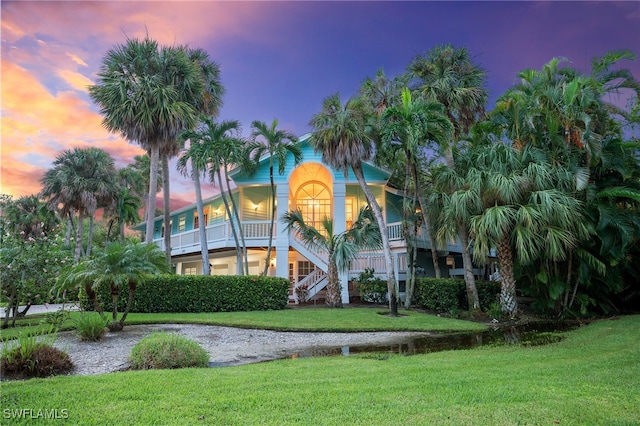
[408,44,488,310]
[177,128,213,276]
[89,37,204,245]
[282,206,382,308]
[381,88,454,282]
[40,147,118,262]
[57,241,170,331]
[310,93,399,315]
[184,117,249,274]
[159,48,226,262]
[250,119,303,275]
[462,144,589,317]
[130,154,162,224]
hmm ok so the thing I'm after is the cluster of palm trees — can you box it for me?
[306,46,639,317]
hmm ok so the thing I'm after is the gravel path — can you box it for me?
[29,324,429,376]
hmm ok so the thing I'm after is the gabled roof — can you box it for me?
[230,133,393,185]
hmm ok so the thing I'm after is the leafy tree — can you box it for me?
[40,147,118,262]
[57,241,170,331]
[249,119,303,275]
[0,205,72,327]
[310,93,399,315]
[89,37,204,247]
[282,206,382,308]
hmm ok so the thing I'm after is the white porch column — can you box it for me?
[333,182,349,304]
[275,183,290,280]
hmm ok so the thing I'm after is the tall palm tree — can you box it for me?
[159,48,226,262]
[130,154,162,224]
[40,147,118,262]
[250,119,303,275]
[184,118,249,274]
[57,241,170,331]
[408,44,488,310]
[174,50,225,275]
[282,206,382,308]
[89,37,204,245]
[381,88,454,283]
[310,93,399,315]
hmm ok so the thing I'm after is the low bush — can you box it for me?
[80,275,289,314]
[129,332,209,370]
[353,268,388,305]
[0,328,73,379]
[74,312,107,341]
[414,278,464,313]
[415,278,501,313]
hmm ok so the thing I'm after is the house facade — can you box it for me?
[138,135,471,305]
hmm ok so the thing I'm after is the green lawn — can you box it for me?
[0,307,486,341]
[1,314,638,425]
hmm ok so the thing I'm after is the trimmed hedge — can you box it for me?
[414,278,500,313]
[80,275,290,313]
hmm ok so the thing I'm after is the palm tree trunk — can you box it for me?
[223,163,248,275]
[74,212,84,263]
[496,235,518,317]
[86,214,95,257]
[411,162,441,279]
[85,284,104,317]
[263,166,276,276]
[65,212,73,247]
[351,164,398,316]
[118,282,136,327]
[458,221,480,310]
[326,257,342,308]
[145,146,160,243]
[162,155,172,263]
[216,168,242,274]
[193,164,210,276]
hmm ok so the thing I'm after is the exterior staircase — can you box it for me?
[288,233,330,304]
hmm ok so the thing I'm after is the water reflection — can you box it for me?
[289,322,578,360]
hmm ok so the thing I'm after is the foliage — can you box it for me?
[414,278,500,314]
[0,217,73,328]
[129,332,209,370]
[79,275,290,313]
[353,268,388,305]
[74,312,107,341]
[57,241,170,331]
[0,327,73,379]
[294,284,309,303]
[414,278,465,313]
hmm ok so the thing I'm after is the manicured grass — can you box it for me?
[2,307,486,341]
[1,315,638,425]
[118,308,488,332]
[0,315,75,341]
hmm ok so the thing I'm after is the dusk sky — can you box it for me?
[2,1,639,210]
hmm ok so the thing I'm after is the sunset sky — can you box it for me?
[2,1,639,210]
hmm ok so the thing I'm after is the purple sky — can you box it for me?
[2,1,639,208]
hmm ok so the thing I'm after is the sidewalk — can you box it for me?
[0,303,80,319]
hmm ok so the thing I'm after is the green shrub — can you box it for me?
[129,332,209,370]
[81,275,290,313]
[414,278,464,313]
[353,268,388,304]
[74,312,107,341]
[0,327,73,379]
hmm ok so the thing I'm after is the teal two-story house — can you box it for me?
[137,135,470,305]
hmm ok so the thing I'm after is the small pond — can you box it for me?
[285,322,579,361]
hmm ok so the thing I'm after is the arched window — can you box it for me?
[295,181,332,230]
